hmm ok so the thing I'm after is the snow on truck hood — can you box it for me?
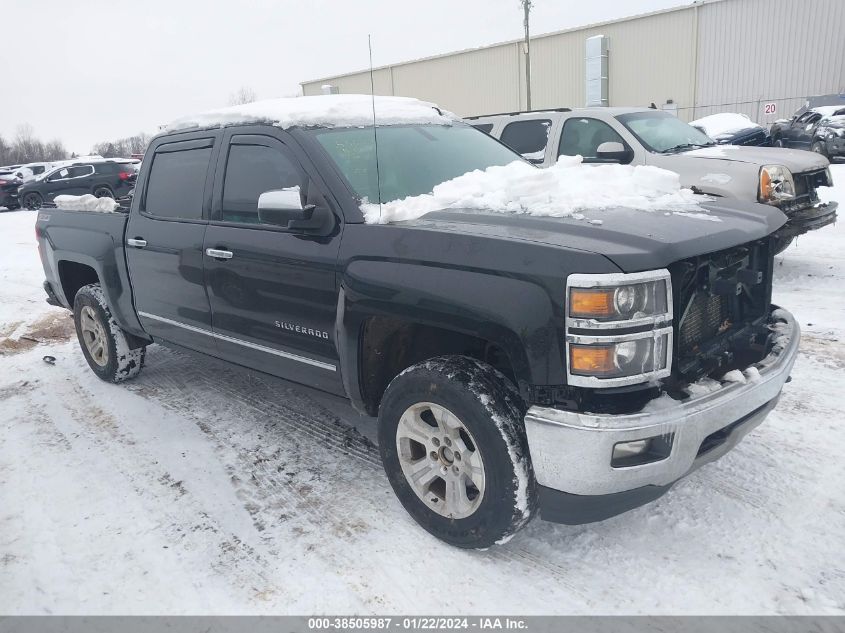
[362,156,711,225]
[673,144,830,172]
[166,95,459,131]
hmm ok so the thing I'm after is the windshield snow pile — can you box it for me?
[362,156,708,224]
[167,95,458,132]
[691,112,762,137]
[54,194,119,213]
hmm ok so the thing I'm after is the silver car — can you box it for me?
[469,107,837,251]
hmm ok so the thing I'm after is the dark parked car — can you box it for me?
[690,113,771,147]
[35,96,800,548]
[19,160,137,210]
[770,106,845,158]
[0,168,22,210]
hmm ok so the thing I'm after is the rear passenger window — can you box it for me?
[473,123,494,134]
[221,143,302,224]
[500,119,552,161]
[67,165,94,178]
[144,146,212,220]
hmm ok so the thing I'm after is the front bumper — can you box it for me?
[524,307,800,523]
[779,200,837,240]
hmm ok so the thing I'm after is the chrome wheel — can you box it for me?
[80,305,109,367]
[396,402,485,519]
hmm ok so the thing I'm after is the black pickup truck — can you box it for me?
[36,96,800,548]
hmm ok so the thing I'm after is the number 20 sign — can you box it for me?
[764,102,777,115]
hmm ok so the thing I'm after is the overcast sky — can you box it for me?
[2,0,688,154]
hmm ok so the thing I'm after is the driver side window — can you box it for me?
[559,118,628,163]
[221,142,303,225]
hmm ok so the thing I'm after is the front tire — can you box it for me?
[73,284,145,383]
[772,137,784,148]
[378,356,536,548]
[811,141,828,158]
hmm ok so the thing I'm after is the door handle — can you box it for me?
[206,248,234,260]
[127,238,147,248]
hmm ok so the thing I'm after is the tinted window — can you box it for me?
[472,123,494,134]
[67,165,94,178]
[222,144,302,224]
[49,168,70,181]
[500,119,552,160]
[144,146,211,220]
[559,118,627,162]
[31,166,45,175]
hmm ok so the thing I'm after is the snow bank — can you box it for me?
[54,194,119,213]
[690,112,761,137]
[167,95,458,132]
[362,156,709,224]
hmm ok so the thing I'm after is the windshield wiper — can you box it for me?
[660,142,715,154]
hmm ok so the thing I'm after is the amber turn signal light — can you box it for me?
[569,344,616,375]
[569,288,615,318]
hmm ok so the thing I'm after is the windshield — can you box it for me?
[310,124,523,204]
[616,111,715,153]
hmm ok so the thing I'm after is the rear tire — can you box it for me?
[73,284,145,383]
[22,192,42,210]
[378,356,536,548]
[93,186,114,199]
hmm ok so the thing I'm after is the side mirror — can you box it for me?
[595,141,632,163]
[258,188,321,231]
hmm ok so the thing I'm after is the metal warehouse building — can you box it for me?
[301,0,845,125]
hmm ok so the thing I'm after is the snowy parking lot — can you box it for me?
[1,166,844,615]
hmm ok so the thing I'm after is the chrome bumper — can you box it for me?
[525,308,800,496]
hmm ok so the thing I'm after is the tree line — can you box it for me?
[3,87,260,166]
[0,124,68,166]
[90,133,153,159]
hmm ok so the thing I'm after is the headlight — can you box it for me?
[758,164,795,204]
[566,270,673,387]
[569,334,670,379]
[569,279,669,322]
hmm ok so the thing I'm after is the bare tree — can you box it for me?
[0,125,68,165]
[91,132,153,158]
[228,86,257,106]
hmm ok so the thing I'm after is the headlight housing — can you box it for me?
[758,164,795,204]
[566,270,673,387]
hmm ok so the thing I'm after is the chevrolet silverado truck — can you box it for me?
[470,107,837,252]
[36,96,800,548]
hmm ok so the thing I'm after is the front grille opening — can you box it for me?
[670,239,773,383]
[678,292,731,351]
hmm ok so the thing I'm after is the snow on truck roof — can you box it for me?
[166,95,459,132]
[690,112,762,137]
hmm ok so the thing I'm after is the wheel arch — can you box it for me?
[336,261,562,416]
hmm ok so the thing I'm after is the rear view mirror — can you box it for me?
[258,187,322,231]
[595,141,633,163]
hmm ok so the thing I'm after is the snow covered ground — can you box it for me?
[1,167,844,615]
